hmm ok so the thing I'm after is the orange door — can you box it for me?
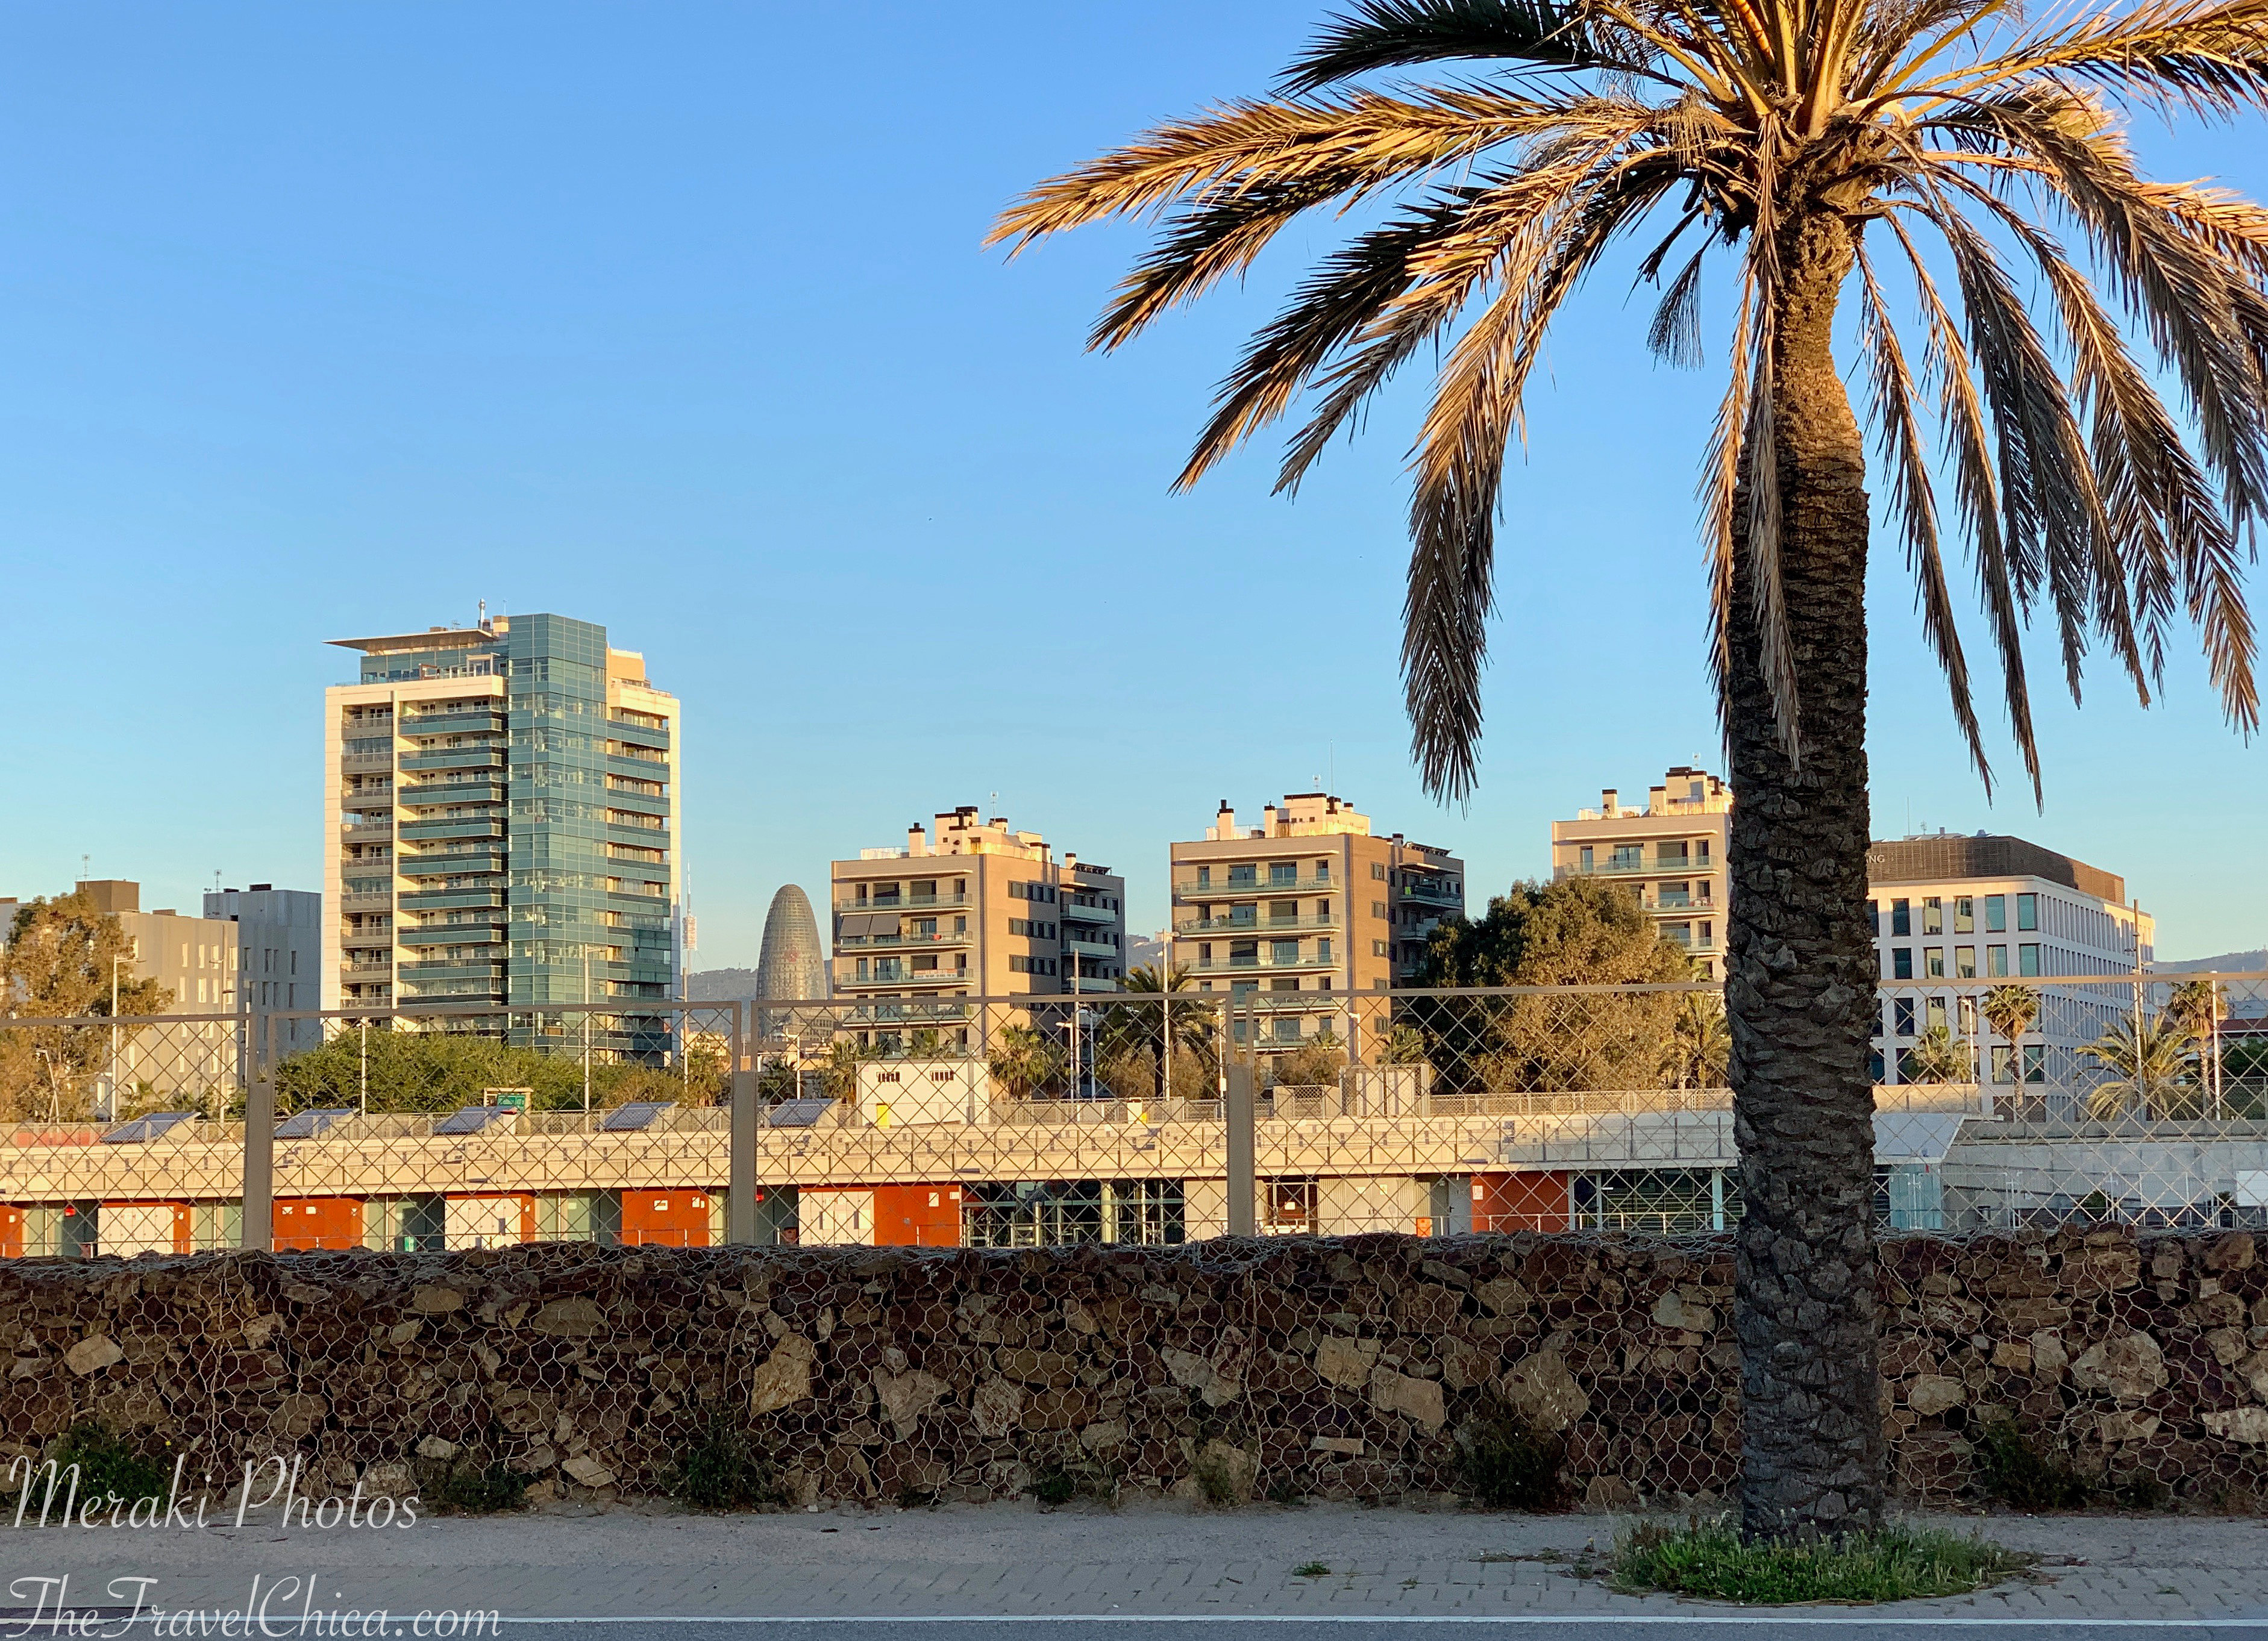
[274,1198,364,1252]
[0,1205,22,1259]
[620,1190,712,1248]
[873,1184,962,1246]
[1472,1172,1572,1233]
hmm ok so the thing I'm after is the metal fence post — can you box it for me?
[1225,1002,1257,1238]
[240,1010,275,1252]
[727,998,760,1246]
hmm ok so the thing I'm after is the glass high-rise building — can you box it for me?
[322,611,681,1051]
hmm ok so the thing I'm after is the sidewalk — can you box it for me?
[8,1501,2268,1625]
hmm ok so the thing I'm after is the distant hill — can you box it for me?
[2155,950,2267,974]
[686,968,762,1001]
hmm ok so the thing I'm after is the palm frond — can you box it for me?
[1920,0,2268,119]
[1281,0,1663,91]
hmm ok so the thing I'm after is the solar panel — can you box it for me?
[99,1112,198,1145]
[765,1098,835,1129]
[434,1105,513,1135]
[274,1108,357,1140]
[599,1101,674,1133]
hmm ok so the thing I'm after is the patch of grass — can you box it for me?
[1456,1400,1568,1511]
[1611,1518,2033,1605]
[1972,1419,2093,1510]
[1030,1468,1078,1507]
[432,1460,527,1514]
[669,1413,783,1511]
[2110,1474,2170,1511]
[46,1424,171,1514]
[1293,1561,1331,1578]
[1192,1448,1245,1508]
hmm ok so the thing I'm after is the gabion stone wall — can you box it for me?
[4,1230,2267,1511]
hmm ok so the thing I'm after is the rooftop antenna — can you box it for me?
[80,853,89,885]
[478,598,487,628]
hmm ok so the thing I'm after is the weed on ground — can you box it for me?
[1610,1517,2034,1604]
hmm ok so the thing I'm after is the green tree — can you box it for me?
[0,893,174,1121]
[1409,877,1690,1092]
[1900,1025,1973,1085]
[1668,993,1732,1090]
[1274,1027,1350,1089]
[987,1023,1068,1100]
[2082,1013,2203,1120]
[993,0,2268,1534]
[1980,984,2040,1048]
[1105,962,1218,1067]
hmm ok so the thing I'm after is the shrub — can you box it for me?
[669,1414,783,1511]
[44,1424,171,1514]
[432,1460,526,1514]
[1972,1419,2093,1510]
[1456,1401,1567,1511]
[1030,1468,1077,1507]
[1611,1518,2032,1604]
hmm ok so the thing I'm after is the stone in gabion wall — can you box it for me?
[2,1230,2266,1511]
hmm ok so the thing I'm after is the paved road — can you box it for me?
[7,1501,2267,1636]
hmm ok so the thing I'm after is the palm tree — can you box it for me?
[1667,992,1731,1090]
[2082,1013,2202,1120]
[1900,1024,1972,1085]
[992,0,2266,1537]
[1981,982,2040,1087]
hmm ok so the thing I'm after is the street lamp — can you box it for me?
[101,954,130,1122]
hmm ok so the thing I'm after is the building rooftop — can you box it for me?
[1867,833,2126,902]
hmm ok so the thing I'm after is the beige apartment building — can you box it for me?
[1549,767,1731,979]
[322,613,681,1025]
[830,809,1129,1048]
[1167,793,1465,1052]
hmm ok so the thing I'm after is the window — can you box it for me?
[1317,938,1333,963]
[1315,861,1331,883]
[1611,845,1642,869]
[1195,866,1212,888]
[1955,946,1976,980]
[1955,896,1975,934]
[1270,862,1297,886]
[1869,1048,1885,1081]
[1271,940,1299,966]
[1925,948,1946,978]
[1893,998,1916,1036]
[1657,841,1689,864]
[911,955,938,972]
[1580,846,1594,871]
[1372,901,1389,920]
[1891,947,1913,980]
[1990,1045,2014,1084]
[1987,945,2008,977]
[2017,893,2038,932]
[1372,940,1389,957]
[1229,865,1258,887]
[1867,899,1879,936]
[1925,997,1947,1033]
[1985,894,2006,933]
[2022,1043,2045,1083]
[1891,899,1911,937]
[1230,941,1259,966]
[2019,943,2041,976]
[1371,862,1386,880]
[1922,897,1943,936]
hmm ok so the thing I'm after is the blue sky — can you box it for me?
[1,2,2262,966]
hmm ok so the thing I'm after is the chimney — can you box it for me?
[907,823,927,857]
[1215,801,1235,840]
[1601,788,1619,817]
[1262,804,1280,835]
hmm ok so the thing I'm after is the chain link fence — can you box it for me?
[2,973,2261,1256]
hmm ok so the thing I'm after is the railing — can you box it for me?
[1176,913,1341,934]
[833,893,971,913]
[1191,954,1339,972]
[835,930,976,948]
[1174,875,1333,897]
[1562,857,1715,877]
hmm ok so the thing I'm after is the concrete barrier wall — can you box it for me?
[2,1228,2264,1510]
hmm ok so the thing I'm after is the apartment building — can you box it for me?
[321,613,681,1045]
[829,809,1128,1046]
[1167,793,1465,1051]
[204,884,322,1054]
[1868,833,2153,1090]
[1549,767,1731,978]
[65,880,238,1107]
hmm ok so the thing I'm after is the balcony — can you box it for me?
[833,892,970,913]
[398,747,506,772]
[340,927,392,949]
[398,888,506,910]
[1065,937,1121,959]
[340,958,393,977]
[836,968,970,990]
[606,714,671,745]
[399,848,509,876]
[1399,878,1462,905]
[1562,856,1715,878]
[398,710,504,739]
[340,820,393,839]
[400,816,507,842]
[1175,912,1339,935]
[834,929,975,949]
[397,922,507,948]
[1062,898,1117,924]
[1174,874,1332,898]
[341,752,393,774]
[339,891,392,912]
[1191,953,1341,973]
[398,781,507,808]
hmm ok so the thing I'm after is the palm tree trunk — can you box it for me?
[1725,212,1887,1539]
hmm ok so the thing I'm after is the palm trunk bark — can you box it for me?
[1725,211,1887,1539]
